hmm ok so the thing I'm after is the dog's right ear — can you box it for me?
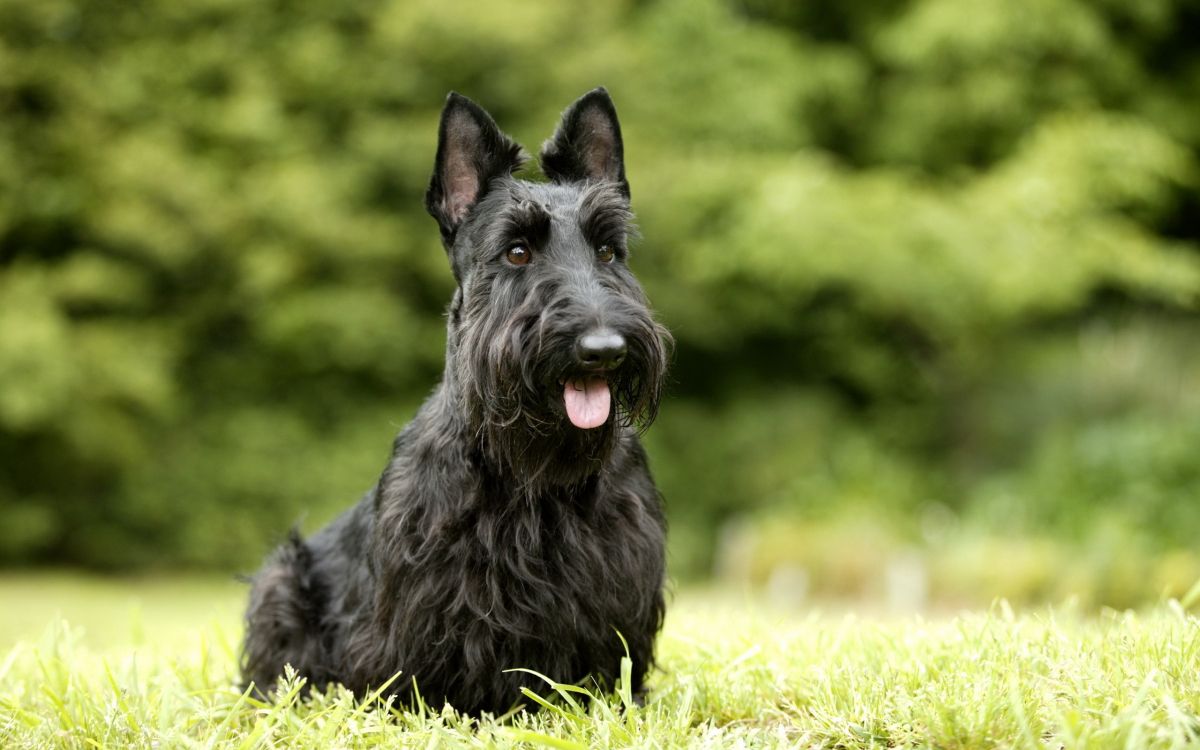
[540,87,628,198]
[425,93,527,241]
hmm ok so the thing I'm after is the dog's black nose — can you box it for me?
[576,329,627,370]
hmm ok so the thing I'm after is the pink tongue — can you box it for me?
[563,377,611,429]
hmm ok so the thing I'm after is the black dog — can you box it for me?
[242,88,671,715]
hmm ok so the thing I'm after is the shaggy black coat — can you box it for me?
[242,88,670,716]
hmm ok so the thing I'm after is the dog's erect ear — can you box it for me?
[539,87,628,198]
[425,92,527,239]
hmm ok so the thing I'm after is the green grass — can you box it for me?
[2,575,1199,748]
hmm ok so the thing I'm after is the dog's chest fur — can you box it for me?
[302,400,664,713]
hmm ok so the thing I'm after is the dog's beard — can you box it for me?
[453,288,668,490]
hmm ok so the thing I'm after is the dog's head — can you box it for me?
[425,89,669,485]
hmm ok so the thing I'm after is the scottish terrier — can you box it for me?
[242,88,671,715]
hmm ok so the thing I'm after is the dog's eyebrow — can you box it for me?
[577,184,633,246]
[496,199,551,246]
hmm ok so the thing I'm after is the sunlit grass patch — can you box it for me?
[0,571,245,650]
[3,583,1200,748]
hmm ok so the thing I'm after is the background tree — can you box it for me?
[1,0,1197,583]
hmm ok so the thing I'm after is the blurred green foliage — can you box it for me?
[1,0,1198,582]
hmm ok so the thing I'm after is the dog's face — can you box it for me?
[424,89,669,484]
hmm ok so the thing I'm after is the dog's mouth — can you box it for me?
[561,376,610,430]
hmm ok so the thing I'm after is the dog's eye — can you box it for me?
[596,244,615,263]
[506,245,531,266]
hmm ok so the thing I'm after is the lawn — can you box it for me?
[1,574,1199,749]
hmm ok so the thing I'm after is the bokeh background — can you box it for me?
[2,0,1198,610]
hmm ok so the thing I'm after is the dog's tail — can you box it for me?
[240,529,330,697]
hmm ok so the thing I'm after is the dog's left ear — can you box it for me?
[540,87,628,198]
[426,92,527,241]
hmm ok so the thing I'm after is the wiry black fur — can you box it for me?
[242,88,671,715]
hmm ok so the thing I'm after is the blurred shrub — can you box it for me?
[719,512,1200,610]
[1,0,1198,581]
